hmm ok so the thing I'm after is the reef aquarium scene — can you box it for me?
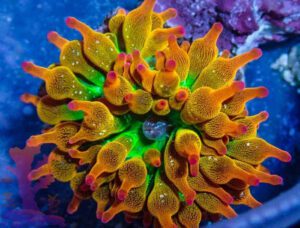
[1,0,300,227]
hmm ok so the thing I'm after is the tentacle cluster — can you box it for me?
[21,0,291,227]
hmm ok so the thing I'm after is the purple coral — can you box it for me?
[4,146,65,227]
[156,0,300,52]
[7,146,54,210]
[257,0,300,33]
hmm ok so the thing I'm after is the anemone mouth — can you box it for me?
[142,116,169,140]
[20,0,291,226]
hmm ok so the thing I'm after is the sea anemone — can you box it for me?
[21,0,291,227]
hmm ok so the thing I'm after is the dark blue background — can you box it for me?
[0,0,299,226]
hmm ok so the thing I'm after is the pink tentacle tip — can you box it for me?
[21,61,33,72]
[124,62,131,70]
[137,63,146,72]
[166,59,177,71]
[101,213,111,224]
[156,50,164,57]
[249,176,260,186]
[188,155,199,165]
[27,172,34,181]
[226,195,234,204]
[258,87,269,98]
[67,206,76,215]
[90,184,97,191]
[26,136,37,147]
[169,8,177,16]
[186,194,195,205]
[67,101,78,110]
[213,22,223,31]
[79,160,85,166]
[190,170,198,177]
[68,138,76,144]
[239,124,248,134]
[118,52,126,60]
[20,94,27,102]
[156,100,167,110]
[126,54,133,62]
[176,90,188,101]
[65,17,77,28]
[68,149,77,156]
[284,152,292,162]
[132,49,140,59]
[106,71,117,84]
[252,48,263,59]
[276,176,284,185]
[117,189,127,201]
[160,100,167,106]
[85,174,95,185]
[233,81,245,91]
[47,31,58,42]
[260,111,269,120]
[117,8,126,15]
[177,26,185,35]
[219,147,227,155]
[152,159,161,167]
[96,211,103,220]
[124,93,134,103]
[168,34,177,43]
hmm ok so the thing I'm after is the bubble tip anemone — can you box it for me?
[21,0,291,227]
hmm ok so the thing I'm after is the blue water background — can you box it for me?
[0,0,299,226]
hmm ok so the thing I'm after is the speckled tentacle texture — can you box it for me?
[21,0,291,227]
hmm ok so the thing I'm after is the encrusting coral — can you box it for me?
[21,0,291,227]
